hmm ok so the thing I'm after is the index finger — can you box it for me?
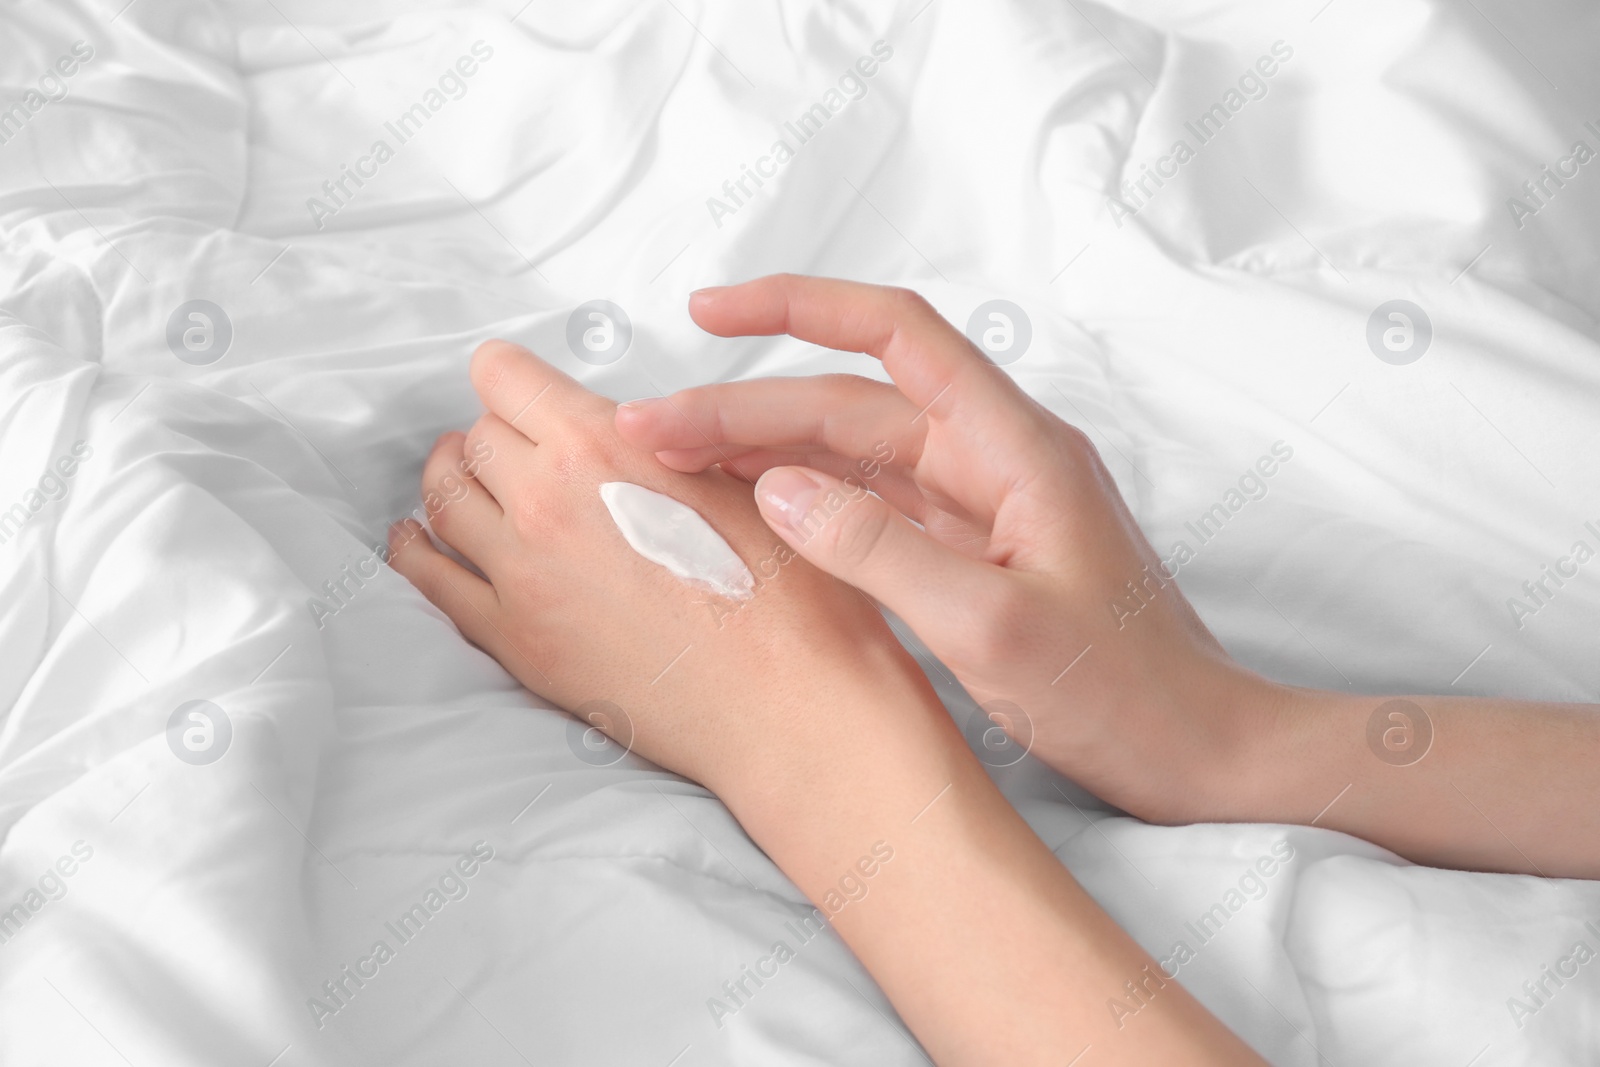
[687,275,1016,415]
[470,339,610,438]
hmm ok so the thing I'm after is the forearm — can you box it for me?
[1219,684,1600,879]
[720,669,1263,1066]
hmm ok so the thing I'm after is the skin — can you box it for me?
[616,275,1600,881]
[389,339,1260,1064]
[391,274,1599,1064]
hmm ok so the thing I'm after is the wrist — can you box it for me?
[710,667,972,865]
[1191,670,1351,824]
[1170,663,1308,824]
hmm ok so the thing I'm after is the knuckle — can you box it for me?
[470,339,516,394]
[1059,421,1095,455]
[431,467,470,504]
[425,495,460,530]
[556,421,624,475]
[826,496,892,569]
[886,286,934,319]
[511,493,550,537]
[1047,417,1106,477]
[820,373,874,402]
[421,475,465,523]
[664,386,708,432]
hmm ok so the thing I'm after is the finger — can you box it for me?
[671,444,936,529]
[712,449,938,526]
[654,443,758,473]
[687,275,1021,414]
[387,519,507,653]
[615,374,922,464]
[462,412,534,505]
[654,443,854,478]
[752,465,1001,647]
[470,339,609,441]
[387,520,555,691]
[724,452,996,558]
[421,432,504,563]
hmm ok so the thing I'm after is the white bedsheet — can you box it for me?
[1,0,1597,1064]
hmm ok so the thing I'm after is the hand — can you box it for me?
[393,336,1272,1065]
[615,275,1277,823]
[386,339,945,804]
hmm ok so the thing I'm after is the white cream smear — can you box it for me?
[599,482,755,601]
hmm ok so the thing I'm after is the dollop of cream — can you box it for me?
[599,482,754,601]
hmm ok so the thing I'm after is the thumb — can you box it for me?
[753,465,996,635]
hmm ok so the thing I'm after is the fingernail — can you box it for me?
[689,287,724,310]
[756,467,820,531]
[617,398,659,412]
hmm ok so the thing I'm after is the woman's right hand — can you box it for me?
[392,333,1275,1066]
[616,275,1278,824]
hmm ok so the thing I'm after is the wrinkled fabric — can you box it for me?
[0,0,1596,1064]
